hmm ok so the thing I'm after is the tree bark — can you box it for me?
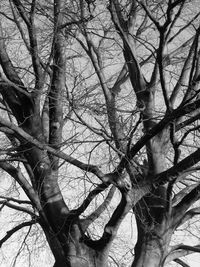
[132,238,164,267]
[132,218,173,267]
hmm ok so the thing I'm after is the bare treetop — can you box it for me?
[0,1,200,267]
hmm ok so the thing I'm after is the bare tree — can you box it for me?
[0,0,200,266]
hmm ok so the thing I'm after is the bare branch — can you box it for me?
[0,200,35,217]
[0,162,41,211]
[177,207,200,226]
[82,186,116,231]
[117,98,200,173]
[172,184,200,226]
[12,0,30,26]
[0,196,31,205]
[0,220,37,248]
[137,1,161,30]
[73,183,109,216]
[83,190,131,249]
[174,259,190,267]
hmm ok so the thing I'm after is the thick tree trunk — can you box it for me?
[131,182,172,267]
[53,253,108,267]
[51,234,109,267]
[132,225,172,267]
[132,135,172,267]
[42,213,110,267]
[132,233,166,267]
[132,240,163,267]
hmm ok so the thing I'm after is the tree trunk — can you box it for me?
[132,135,172,267]
[52,237,109,267]
[132,209,173,267]
[132,228,172,267]
[132,233,166,267]
[42,217,111,267]
[133,240,163,267]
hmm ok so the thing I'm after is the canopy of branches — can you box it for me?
[0,1,200,267]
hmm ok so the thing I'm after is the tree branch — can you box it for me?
[174,259,190,267]
[168,244,200,263]
[72,183,109,216]
[0,220,37,248]
[116,98,200,173]
[48,0,66,171]
[0,200,35,217]
[0,162,41,211]
[0,196,31,205]
[0,116,131,190]
[152,150,200,186]
[83,189,131,249]
[172,183,200,226]
[0,29,23,86]
[177,207,200,227]
[81,186,116,231]
[164,243,200,265]
[12,0,30,26]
